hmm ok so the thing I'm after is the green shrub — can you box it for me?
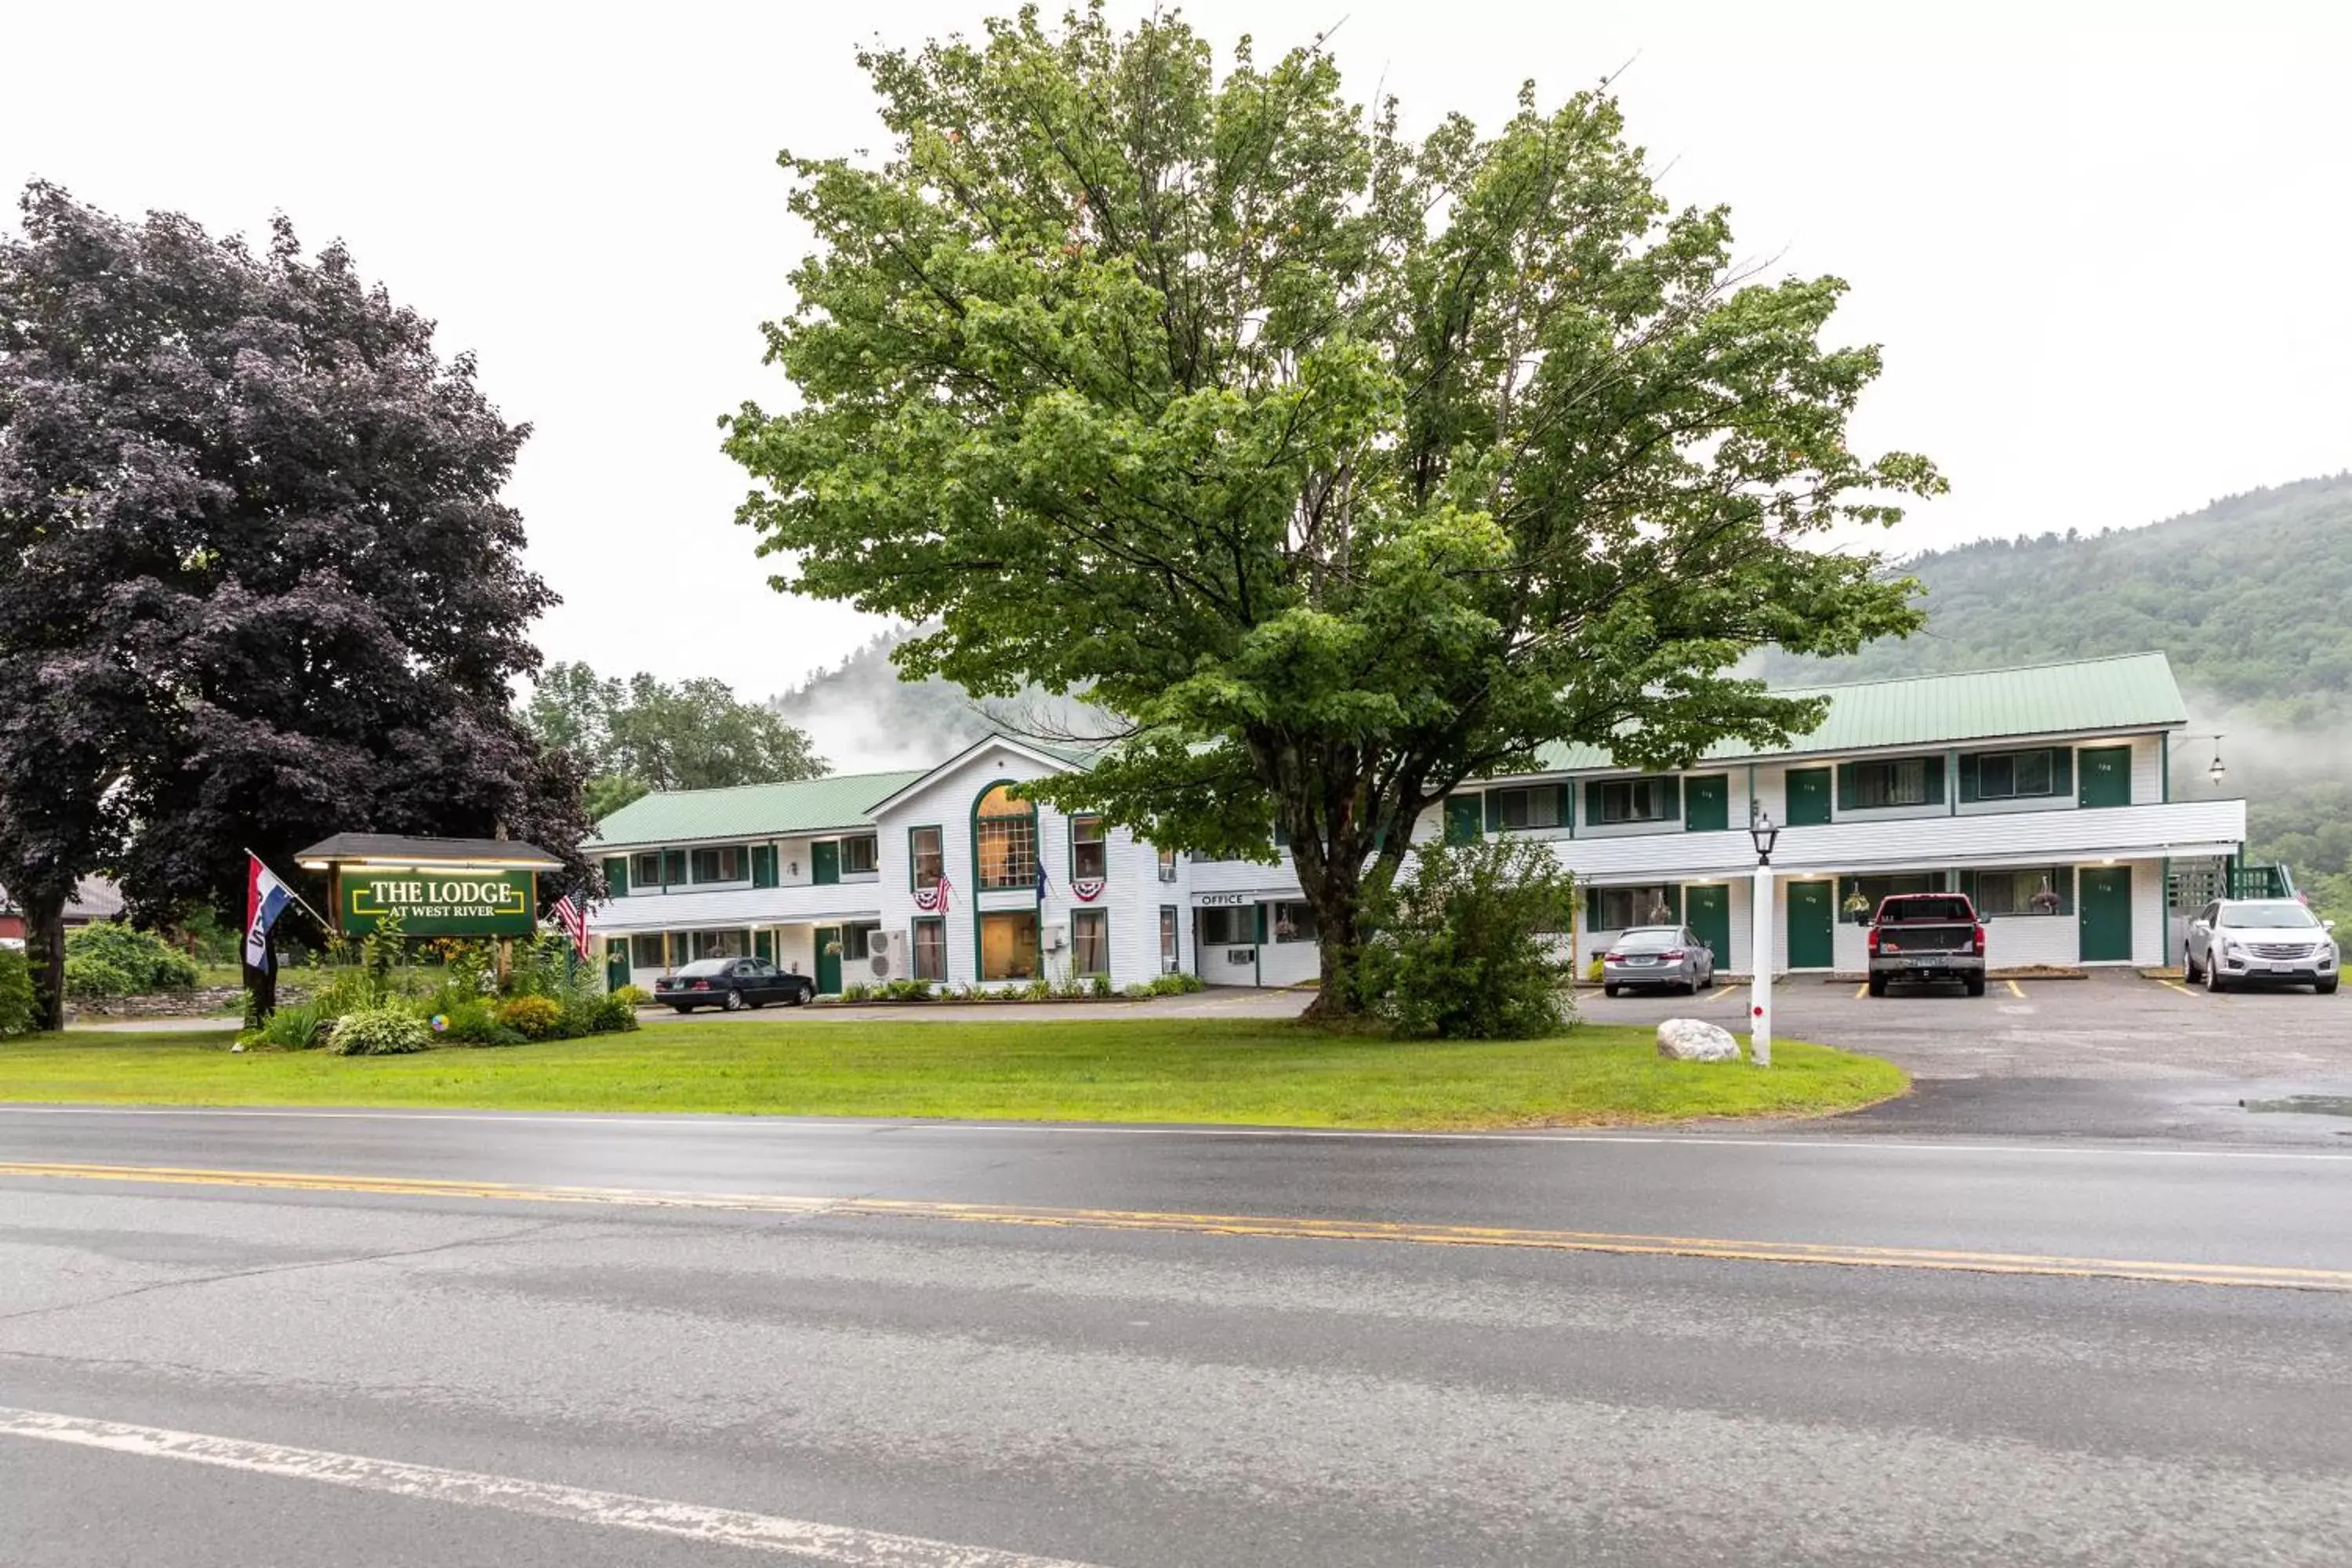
[840,982,875,1002]
[880,978,934,1001]
[495,994,565,1040]
[1124,972,1207,998]
[0,948,35,1036]
[434,1000,514,1046]
[610,984,652,1009]
[1359,838,1577,1040]
[589,993,639,1033]
[62,956,136,1000]
[244,1001,329,1051]
[329,1006,432,1056]
[1090,975,1114,999]
[64,922,200,995]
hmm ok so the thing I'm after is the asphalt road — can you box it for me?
[4,1106,2350,1566]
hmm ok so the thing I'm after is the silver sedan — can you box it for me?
[1602,926,1717,997]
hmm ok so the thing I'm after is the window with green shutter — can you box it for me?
[662,849,687,886]
[751,845,778,888]
[1589,777,1679,826]
[1838,757,1944,809]
[1484,785,1567,831]
[1961,748,2066,802]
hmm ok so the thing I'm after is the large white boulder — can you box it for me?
[1656,1017,1741,1063]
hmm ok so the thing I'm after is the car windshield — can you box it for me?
[673,959,730,977]
[1880,897,1973,923]
[2222,902,2320,930]
[1618,928,1682,949]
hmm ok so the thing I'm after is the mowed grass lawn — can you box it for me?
[0,1018,1904,1130]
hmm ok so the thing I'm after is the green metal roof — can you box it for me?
[587,769,930,848]
[1537,652,2187,774]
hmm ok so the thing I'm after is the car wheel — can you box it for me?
[1964,975,1987,997]
[724,989,748,1012]
[1602,983,1620,999]
[2183,946,2201,984]
[1866,975,1887,998]
[2205,958,2227,995]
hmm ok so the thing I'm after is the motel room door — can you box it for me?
[1786,881,1835,970]
[1682,885,1730,973]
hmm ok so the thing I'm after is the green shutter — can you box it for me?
[1585,887,1604,930]
[2056,866,2077,916]
[662,849,686,886]
[1585,780,1606,826]
[2053,749,2074,798]
[1552,783,1573,834]
[1665,886,1682,922]
[603,857,628,898]
[1958,754,1980,804]
[1958,869,1978,906]
[1484,791,1504,833]
[1922,755,1946,806]
[1661,777,1682,822]
[754,929,775,963]
[1272,819,1287,848]
[1836,764,1859,811]
[752,846,778,888]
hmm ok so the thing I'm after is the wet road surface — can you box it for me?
[3,1105,2350,1566]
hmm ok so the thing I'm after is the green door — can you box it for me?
[1787,880,1835,969]
[1683,884,1730,970]
[2078,866,2133,962]
[1443,795,1483,845]
[1784,768,1833,826]
[2078,746,2132,809]
[1684,775,1730,833]
[811,840,840,885]
[815,926,843,994]
[604,940,630,991]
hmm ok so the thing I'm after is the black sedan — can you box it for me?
[653,957,816,1013]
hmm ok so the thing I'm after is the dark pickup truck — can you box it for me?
[1866,893,1987,996]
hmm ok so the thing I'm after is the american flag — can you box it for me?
[549,893,592,960]
[913,873,953,913]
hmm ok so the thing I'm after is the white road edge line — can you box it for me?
[0,1406,1102,1567]
[0,1104,2347,1161]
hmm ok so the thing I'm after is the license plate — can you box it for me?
[1624,957,1658,967]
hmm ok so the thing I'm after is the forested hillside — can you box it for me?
[767,631,1110,770]
[1771,475,2352,918]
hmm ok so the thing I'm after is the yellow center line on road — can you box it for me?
[5,1160,2349,1295]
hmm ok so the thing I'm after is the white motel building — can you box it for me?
[587,652,2254,993]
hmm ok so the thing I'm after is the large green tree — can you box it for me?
[521,662,829,822]
[724,7,1941,1015]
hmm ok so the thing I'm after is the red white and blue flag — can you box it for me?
[549,894,592,960]
[244,854,295,971]
[913,873,953,913]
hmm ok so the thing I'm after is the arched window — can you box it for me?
[974,782,1038,891]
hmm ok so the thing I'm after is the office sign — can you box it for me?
[339,868,537,936]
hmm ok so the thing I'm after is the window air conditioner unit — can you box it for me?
[1044,923,1068,951]
[871,929,910,979]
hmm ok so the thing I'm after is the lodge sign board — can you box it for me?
[339,867,537,936]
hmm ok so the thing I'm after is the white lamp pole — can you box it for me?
[1748,812,1779,1068]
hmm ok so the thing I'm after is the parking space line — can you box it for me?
[1853,983,1869,1000]
[2005,979,2027,1000]
[1711,983,1737,1000]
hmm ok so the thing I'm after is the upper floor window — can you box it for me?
[1964,747,2069,804]
[975,783,1038,890]
[840,833,879,876]
[632,851,663,891]
[1840,756,1945,810]
[1488,786,1566,830]
[1595,779,1675,825]
[691,845,747,884]
[1070,815,1107,880]
[909,826,945,887]
[1156,847,1178,883]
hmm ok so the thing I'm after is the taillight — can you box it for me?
[1663,949,1686,960]
[1603,951,1624,963]
[1867,927,1881,955]
[1973,925,1987,955]
[691,978,710,990]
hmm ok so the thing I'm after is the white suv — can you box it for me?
[2184,899,2339,995]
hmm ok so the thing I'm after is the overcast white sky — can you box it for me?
[7,0,2348,703]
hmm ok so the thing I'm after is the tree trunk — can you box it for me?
[245,956,278,1025]
[24,892,66,1033]
[1298,855,1370,1023]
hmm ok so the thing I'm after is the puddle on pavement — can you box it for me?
[2239,1095,2352,1116]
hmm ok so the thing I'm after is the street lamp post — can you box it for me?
[1748,812,1780,1068]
